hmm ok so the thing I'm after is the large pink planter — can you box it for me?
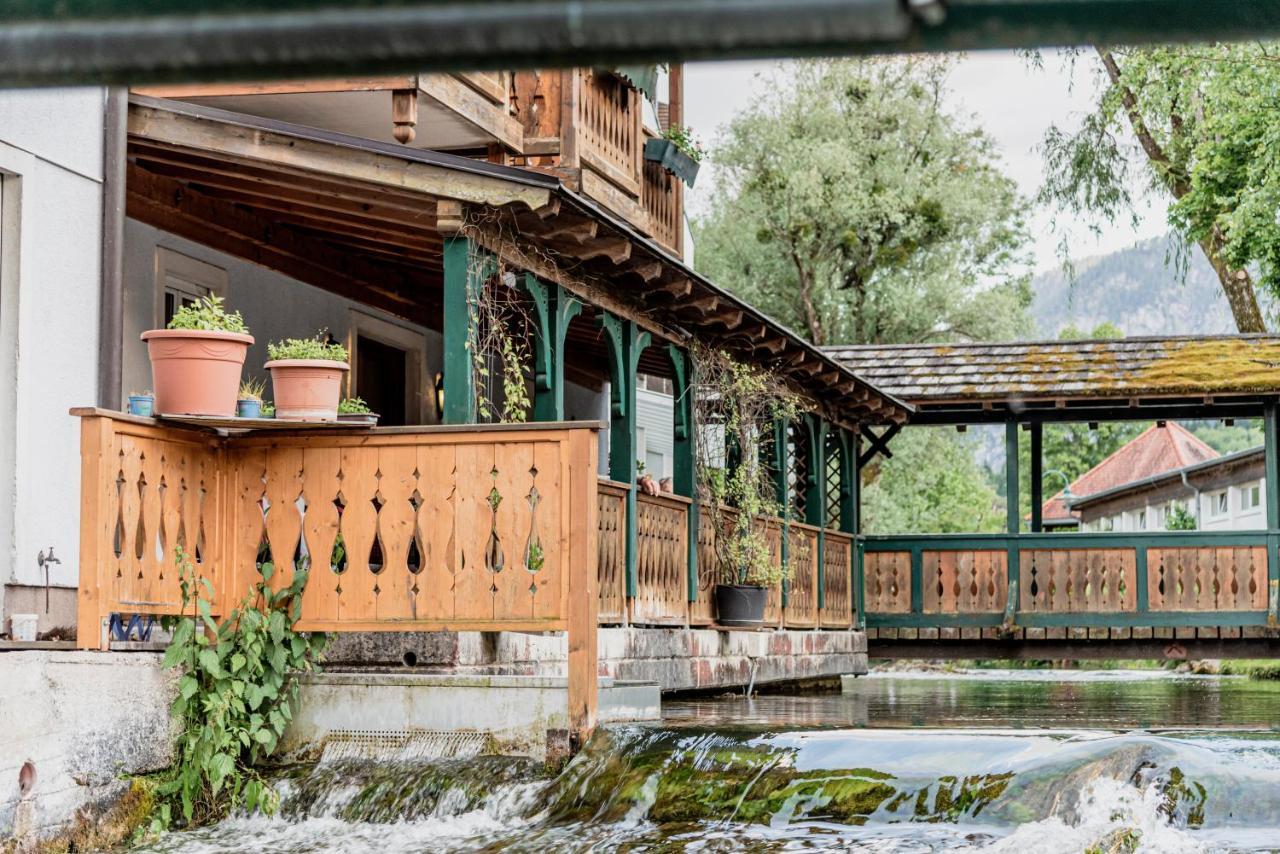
[266,359,349,421]
[142,329,254,417]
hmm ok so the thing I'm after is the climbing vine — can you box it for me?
[149,548,327,831]
[691,343,801,587]
[465,240,534,424]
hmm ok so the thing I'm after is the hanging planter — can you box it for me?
[644,125,703,187]
[265,336,349,422]
[142,295,252,417]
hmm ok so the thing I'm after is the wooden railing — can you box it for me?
[821,530,855,628]
[576,69,642,196]
[632,491,690,625]
[76,409,600,735]
[785,522,820,628]
[597,479,628,624]
[862,532,1274,633]
[641,129,682,255]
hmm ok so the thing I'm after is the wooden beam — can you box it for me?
[126,164,431,324]
[540,217,598,242]
[129,102,552,210]
[572,237,631,264]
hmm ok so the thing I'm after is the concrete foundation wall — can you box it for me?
[0,652,175,844]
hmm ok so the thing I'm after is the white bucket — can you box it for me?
[10,613,37,642]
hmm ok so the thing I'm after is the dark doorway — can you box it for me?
[356,335,407,426]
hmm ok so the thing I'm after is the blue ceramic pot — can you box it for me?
[236,398,262,419]
[127,395,155,417]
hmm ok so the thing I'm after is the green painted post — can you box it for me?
[524,275,582,422]
[1266,402,1280,624]
[803,416,828,611]
[598,313,649,600]
[1003,419,1021,630]
[852,431,865,629]
[669,345,698,603]
[772,416,791,609]
[441,234,479,424]
[837,429,859,625]
[1030,422,1043,533]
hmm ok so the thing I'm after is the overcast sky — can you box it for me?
[682,50,1167,276]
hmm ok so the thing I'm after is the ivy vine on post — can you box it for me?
[690,343,801,588]
[148,547,327,833]
[464,237,534,424]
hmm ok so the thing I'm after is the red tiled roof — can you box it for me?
[1039,423,1218,523]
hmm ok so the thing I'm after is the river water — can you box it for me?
[144,668,1280,852]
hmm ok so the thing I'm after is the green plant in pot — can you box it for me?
[265,334,349,422]
[643,124,704,187]
[142,295,253,417]
[337,396,379,425]
[693,345,798,627]
[236,377,265,419]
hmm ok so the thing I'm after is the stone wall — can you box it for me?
[0,652,175,846]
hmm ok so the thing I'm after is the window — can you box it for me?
[1137,509,1147,530]
[1242,484,1261,511]
[155,247,227,327]
[1211,491,1229,517]
[1102,516,1115,532]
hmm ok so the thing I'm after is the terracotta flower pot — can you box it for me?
[266,359,349,421]
[141,329,254,417]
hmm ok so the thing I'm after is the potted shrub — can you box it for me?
[643,124,704,187]
[337,396,379,426]
[236,378,265,419]
[693,345,798,628]
[127,390,155,417]
[265,335,349,421]
[141,295,253,417]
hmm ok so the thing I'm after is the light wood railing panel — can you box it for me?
[576,69,641,195]
[689,504,723,625]
[865,551,912,614]
[1148,546,1266,611]
[631,491,689,625]
[641,131,682,255]
[821,531,854,628]
[924,550,1007,614]
[1020,548,1137,613]
[785,522,820,628]
[596,480,628,623]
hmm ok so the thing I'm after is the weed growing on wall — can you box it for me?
[149,548,327,832]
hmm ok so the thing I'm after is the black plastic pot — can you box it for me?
[644,138,700,187]
[715,583,767,627]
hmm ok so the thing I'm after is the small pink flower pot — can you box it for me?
[142,329,254,417]
[266,359,349,421]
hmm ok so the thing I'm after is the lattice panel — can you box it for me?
[630,493,690,625]
[825,433,843,530]
[597,482,627,624]
[788,421,810,520]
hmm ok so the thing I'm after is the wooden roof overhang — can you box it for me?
[126,95,909,432]
[827,336,1280,427]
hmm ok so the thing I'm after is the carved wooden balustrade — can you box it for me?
[784,522,820,628]
[75,409,600,734]
[575,69,642,199]
[821,531,855,629]
[641,129,683,256]
[862,532,1274,635]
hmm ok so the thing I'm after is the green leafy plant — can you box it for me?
[1165,504,1197,531]
[662,124,705,163]
[467,249,532,424]
[692,344,799,588]
[260,402,275,418]
[238,378,265,402]
[267,334,348,363]
[150,547,327,831]
[338,396,373,415]
[167,294,249,334]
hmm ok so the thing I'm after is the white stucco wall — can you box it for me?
[122,218,441,411]
[0,88,105,596]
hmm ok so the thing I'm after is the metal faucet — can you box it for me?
[37,548,60,614]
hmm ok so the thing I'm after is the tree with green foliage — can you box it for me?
[1038,44,1280,333]
[862,429,1003,534]
[695,56,1032,347]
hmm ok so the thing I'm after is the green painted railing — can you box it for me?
[860,531,1279,631]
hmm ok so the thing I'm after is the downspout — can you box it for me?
[97,86,127,409]
[1180,470,1201,528]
